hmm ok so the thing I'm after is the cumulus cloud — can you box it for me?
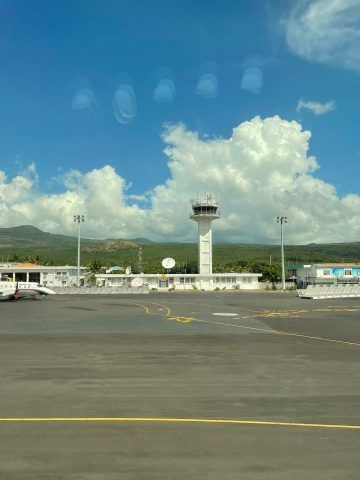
[283,0,360,72]
[296,98,336,115]
[1,116,360,244]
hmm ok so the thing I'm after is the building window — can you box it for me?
[29,272,40,283]
[180,278,185,284]
[231,277,236,283]
[323,270,331,276]
[344,269,352,276]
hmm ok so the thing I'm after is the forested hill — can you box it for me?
[0,225,359,275]
[0,225,86,248]
[0,225,151,249]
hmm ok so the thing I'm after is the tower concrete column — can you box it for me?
[198,218,213,274]
[190,194,220,276]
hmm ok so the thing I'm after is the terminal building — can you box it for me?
[288,263,360,288]
[0,263,87,287]
[95,272,260,291]
[96,195,262,291]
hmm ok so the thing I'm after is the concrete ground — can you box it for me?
[0,291,359,479]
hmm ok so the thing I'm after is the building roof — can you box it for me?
[0,265,86,270]
[314,263,360,268]
[288,263,360,269]
[16,262,42,267]
[287,264,311,269]
[95,273,262,278]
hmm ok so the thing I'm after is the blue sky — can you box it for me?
[0,0,359,242]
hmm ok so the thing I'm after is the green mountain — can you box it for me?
[0,225,151,249]
[0,225,85,248]
[0,225,359,276]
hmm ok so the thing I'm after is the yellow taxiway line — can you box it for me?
[191,317,360,347]
[0,417,359,430]
[107,300,360,347]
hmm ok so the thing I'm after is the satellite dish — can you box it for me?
[162,257,175,269]
[131,277,144,287]
[125,266,132,274]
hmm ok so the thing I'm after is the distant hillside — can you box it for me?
[0,225,152,249]
[0,225,84,248]
[0,225,359,273]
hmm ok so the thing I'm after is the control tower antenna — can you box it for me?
[190,194,220,275]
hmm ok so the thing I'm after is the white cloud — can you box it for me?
[296,98,336,115]
[1,115,360,244]
[284,0,360,72]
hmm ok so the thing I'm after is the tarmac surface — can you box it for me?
[0,291,359,479]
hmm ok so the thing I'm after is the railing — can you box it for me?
[298,284,360,299]
[52,285,149,295]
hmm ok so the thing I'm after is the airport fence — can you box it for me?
[298,284,360,299]
[52,285,149,295]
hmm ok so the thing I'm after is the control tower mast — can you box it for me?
[190,194,220,275]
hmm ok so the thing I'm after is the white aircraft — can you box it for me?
[0,282,56,301]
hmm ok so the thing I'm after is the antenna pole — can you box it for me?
[138,247,143,273]
[73,214,85,287]
[277,216,287,291]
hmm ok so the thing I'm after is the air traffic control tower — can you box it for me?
[190,194,220,275]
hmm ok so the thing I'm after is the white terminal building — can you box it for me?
[288,263,360,288]
[96,195,262,290]
[0,263,87,287]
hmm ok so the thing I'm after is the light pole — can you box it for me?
[73,214,84,287]
[277,216,287,291]
[138,247,143,274]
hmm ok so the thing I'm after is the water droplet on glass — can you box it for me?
[113,84,137,124]
[241,67,263,95]
[153,78,176,103]
[71,88,98,123]
[196,73,218,99]
[72,89,96,110]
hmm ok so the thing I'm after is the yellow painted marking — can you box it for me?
[145,302,171,316]
[0,417,359,430]
[189,317,360,347]
[111,300,171,317]
[248,306,360,318]
[108,300,150,314]
[267,328,360,347]
[100,299,360,348]
[168,316,194,323]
